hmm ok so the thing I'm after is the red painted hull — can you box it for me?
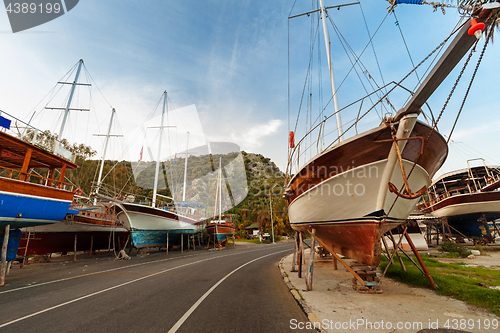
[294,220,401,266]
[17,230,129,256]
[206,224,235,236]
[287,119,447,266]
[17,207,129,256]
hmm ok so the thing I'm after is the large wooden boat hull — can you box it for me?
[113,203,203,248]
[287,116,447,266]
[206,224,235,241]
[421,191,500,243]
[0,177,74,228]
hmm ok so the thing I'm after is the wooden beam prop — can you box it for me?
[305,229,316,291]
[0,225,10,286]
[404,231,438,290]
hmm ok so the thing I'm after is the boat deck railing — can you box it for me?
[286,81,436,179]
[0,165,75,192]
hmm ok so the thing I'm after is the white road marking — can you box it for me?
[0,245,291,328]
[0,245,284,295]
[167,248,291,333]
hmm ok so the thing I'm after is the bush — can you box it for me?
[439,240,471,258]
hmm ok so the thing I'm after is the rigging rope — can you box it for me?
[447,26,492,143]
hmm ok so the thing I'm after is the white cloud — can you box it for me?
[235,119,283,150]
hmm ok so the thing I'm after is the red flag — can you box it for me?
[139,146,143,161]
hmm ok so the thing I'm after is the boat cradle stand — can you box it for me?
[292,225,438,294]
[292,229,375,293]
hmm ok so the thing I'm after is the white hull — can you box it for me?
[428,198,500,218]
[288,159,430,226]
[115,203,202,233]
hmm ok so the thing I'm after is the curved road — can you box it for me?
[0,242,315,332]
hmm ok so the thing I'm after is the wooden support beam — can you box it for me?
[404,231,438,290]
[332,255,337,270]
[381,235,394,265]
[73,234,77,261]
[58,164,67,188]
[0,224,10,286]
[292,232,297,272]
[389,231,406,272]
[381,226,408,279]
[89,236,93,257]
[298,232,303,278]
[19,148,33,181]
[305,229,316,291]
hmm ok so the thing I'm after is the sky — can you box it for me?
[0,0,499,179]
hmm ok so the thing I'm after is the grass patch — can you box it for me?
[234,238,263,244]
[380,255,500,316]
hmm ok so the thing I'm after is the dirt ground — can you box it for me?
[282,249,499,333]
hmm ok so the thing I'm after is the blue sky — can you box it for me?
[1,0,499,177]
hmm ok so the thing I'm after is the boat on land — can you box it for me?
[109,91,205,249]
[0,112,78,229]
[206,158,235,242]
[0,111,77,265]
[206,215,235,241]
[285,1,500,265]
[419,161,500,244]
[13,60,130,257]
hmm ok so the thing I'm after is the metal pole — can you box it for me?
[181,233,183,253]
[269,192,274,244]
[0,225,11,286]
[166,232,169,255]
[182,132,190,202]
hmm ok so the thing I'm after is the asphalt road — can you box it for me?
[0,242,316,332]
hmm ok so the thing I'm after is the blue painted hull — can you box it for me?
[0,191,73,228]
[447,213,496,243]
[130,229,197,248]
[0,228,22,261]
[214,234,231,241]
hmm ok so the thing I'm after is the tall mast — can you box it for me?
[152,91,167,208]
[218,157,222,221]
[182,131,189,202]
[94,108,117,204]
[319,0,343,142]
[54,59,84,153]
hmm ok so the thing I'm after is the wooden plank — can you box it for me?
[298,232,303,278]
[404,231,438,289]
[0,225,10,286]
[305,229,316,291]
